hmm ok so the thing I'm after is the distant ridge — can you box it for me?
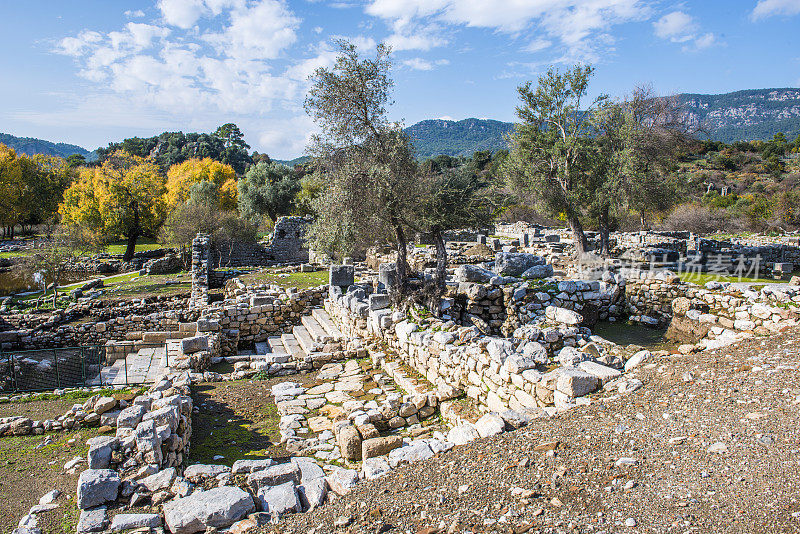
[405,118,514,159]
[679,88,800,143]
[402,88,800,159]
[0,133,96,160]
[4,88,799,162]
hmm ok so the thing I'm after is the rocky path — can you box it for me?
[275,327,800,533]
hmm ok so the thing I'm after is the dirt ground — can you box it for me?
[0,428,100,534]
[277,327,800,534]
[0,397,81,421]
[189,371,321,466]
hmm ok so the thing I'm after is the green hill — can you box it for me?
[0,133,95,160]
[679,88,800,142]
[404,118,514,159]
[401,89,800,159]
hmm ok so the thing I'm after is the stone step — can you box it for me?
[311,308,343,341]
[301,315,332,344]
[255,342,270,355]
[292,325,319,356]
[267,337,285,353]
[280,333,305,361]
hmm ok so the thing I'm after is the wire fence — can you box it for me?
[0,342,175,393]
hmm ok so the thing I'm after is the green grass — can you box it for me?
[0,387,145,404]
[103,271,190,298]
[240,268,328,289]
[678,272,792,285]
[104,238,164,255]
[0,251,27,259]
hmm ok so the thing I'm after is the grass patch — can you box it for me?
[240,268,328,290]
[103,272,191,299]
[104,238,164,256]
[678,272,791,285]
[0,251,28,259]
[189,381,286,466]
[3,387,145,404]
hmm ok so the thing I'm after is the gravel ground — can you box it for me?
[0,429,100,534]
[274,327,800,534]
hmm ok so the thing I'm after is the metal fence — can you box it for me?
[0,342,173,393]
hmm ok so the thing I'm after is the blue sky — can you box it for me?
[1,0,799,159]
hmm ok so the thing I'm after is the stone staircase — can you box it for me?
[233,308,350,370]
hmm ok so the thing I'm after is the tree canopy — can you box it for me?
[165,157,238,211]
[237,161,300,223]
[59,151,166,261]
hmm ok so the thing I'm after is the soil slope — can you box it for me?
[276,327,800,533]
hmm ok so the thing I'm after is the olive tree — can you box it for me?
[504,66,607,257]
[304,39,421,292]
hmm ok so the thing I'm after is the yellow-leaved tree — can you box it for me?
[164,157,237,211]
[59,151,166,261]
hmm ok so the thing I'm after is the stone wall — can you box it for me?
[325,289,636,416]
[199,279,326,353]
[189,233,211,309]
[0,296,195,351]
[449,276,625,337]
[624,269,800,348]
[211,216,312,268]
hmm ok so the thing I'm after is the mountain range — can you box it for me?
[3,88,799,162]
[0,133,96,160]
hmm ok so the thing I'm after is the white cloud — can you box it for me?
[402,57,449,70]
[751,0,800,20]
[653,11,697,42]
[523,38,552,53]
[691,32,716,50]
[364,0,651,60]
[202,0,300,61]
[55,30,103,56]
[157,0,208,28]
[257,115,318,157]
[653,10,717,52]
[125,10,146,18]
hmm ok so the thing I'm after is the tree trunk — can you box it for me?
[52,286,57,308]
[123,203,140,262]
[599,204,610,257]
[393,220,408,293]
[433,229,447,292]
[566,210,588,257]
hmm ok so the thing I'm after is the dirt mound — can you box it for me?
[463,243,494,257]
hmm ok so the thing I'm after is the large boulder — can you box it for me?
[180,336,209,355]
[109,514,161,532]
[337,425,362,461]
[475,413,506,438]
[494,253,544,277]
[555,368,599,397]
[545,306,583,326]
[77,469,121,509]
[325,468,359,495]
[247,462,301,492]
[521,264,554,279]
[329,265,355,287]
[256,481,302,517]
[163,487,255,534]
[361,436,403,460]
[116,404,146,429]
[454,264,494,283]
[183,464,231,483]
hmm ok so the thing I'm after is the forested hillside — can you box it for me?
[0,133,95,160]
[405,118,514,158]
